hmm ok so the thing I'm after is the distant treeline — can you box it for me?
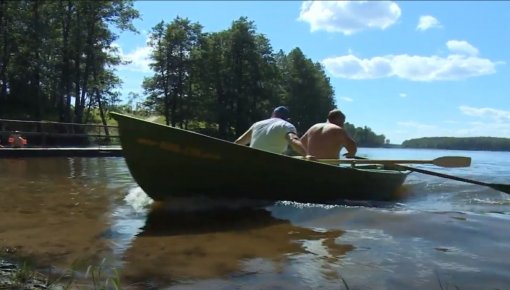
[402,137,510,151]
[0,1,386,146]
[344,124,386,147]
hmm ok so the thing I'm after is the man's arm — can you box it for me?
[286,132,308,157]
[300,130,309,152]
[234,128,252,145]
[341,130,357,158]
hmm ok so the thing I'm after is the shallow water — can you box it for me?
[0,148,509,289]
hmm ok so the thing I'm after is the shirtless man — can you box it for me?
[300,109,357,159]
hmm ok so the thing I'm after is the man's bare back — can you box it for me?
[301,122,357,159]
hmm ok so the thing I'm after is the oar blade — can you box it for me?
[433,156,471,168]
[492,184,510,195]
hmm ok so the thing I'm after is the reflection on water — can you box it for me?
[121,205,353,287]
[1,151,510,290]
[0,158,119,267]
[0,157,354,289]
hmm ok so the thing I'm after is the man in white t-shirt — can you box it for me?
[234,106,308,156]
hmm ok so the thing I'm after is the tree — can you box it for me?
[143,17,203,127]
[0,0,139,127]
[278,48,335,134]
[343,123,386,147]
[200,18,281,138]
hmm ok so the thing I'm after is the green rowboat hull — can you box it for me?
[111,113,409,203]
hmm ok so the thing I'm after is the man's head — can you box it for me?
[327,109,346,126]
[272,106,290,121]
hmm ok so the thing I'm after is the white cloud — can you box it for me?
[298,1,401,35]
[115,42,153,73]
[340,96,353,102]
[393,107,510,142]
[454,122,510,137]
[459,105,510,121]
[447,40,479,56]
[322,54,393,79]
[399,93,407,98]
[397,121,436,130]
[416,15,441,31]
[322,41,500,81]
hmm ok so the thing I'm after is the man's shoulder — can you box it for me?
[272,119,297,133]
[310,122,335,129]
[253,118,294,128]
[311,122,345,133]
[253,118,273,126]
[265,118,292,126]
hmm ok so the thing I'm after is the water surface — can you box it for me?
[0,148,509,289]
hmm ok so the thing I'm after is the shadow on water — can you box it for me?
[120,203,354,287]
[139,204,284,237]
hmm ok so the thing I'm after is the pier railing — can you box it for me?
[0,118,120,147]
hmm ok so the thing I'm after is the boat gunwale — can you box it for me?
[111,112,410,175]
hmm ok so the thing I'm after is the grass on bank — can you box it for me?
[0,258,124,290]
[2,256,485,290]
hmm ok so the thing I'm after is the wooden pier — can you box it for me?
[0,118,123,157]
[0,147,122,158]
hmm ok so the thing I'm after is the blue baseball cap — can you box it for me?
[273,106,290,120]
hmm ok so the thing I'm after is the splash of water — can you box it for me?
[124,186,154,213]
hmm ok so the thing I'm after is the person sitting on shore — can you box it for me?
[8,131,28,148]
[300,109,357,159]
[234,106,308,157]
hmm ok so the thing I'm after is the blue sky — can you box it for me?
[114,1,510,144]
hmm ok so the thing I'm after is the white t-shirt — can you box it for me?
[249,118,297,154]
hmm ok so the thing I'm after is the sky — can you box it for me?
[114,1,510,144]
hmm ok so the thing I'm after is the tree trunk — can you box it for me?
[58,0,72,122]
[164,48,171,126]
[32,0,42,121]
[95,88,109,138]
[76,5,94,124]
[0,0,8,106]
[70,6,81,123]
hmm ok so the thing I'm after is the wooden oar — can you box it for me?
[305,156,471,168]
[395,164,510,194]
[350,156,510,194]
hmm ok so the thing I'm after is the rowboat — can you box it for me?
[111,113,410,203]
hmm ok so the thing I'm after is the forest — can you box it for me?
[0,0,386,146]
[401,137,510,151]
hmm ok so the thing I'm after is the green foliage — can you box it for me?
[278,48,336,134]
[1,3,386,144]
[142,17,204,127]
[344,122,386,147]
[0,0,139,125]
[141,16,353,140]
[402,137,510,151]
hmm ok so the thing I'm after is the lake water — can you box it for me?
[0,148,509,289]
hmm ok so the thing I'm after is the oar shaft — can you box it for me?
[396,165,489,187]
[319,159,434,164]
[396,165,510,194]
[351,156,510,194]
